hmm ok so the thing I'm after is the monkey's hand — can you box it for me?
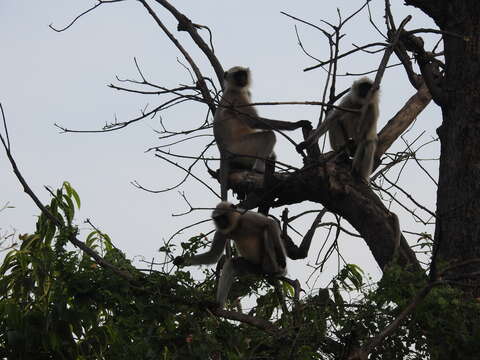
[173,256,186,267]
[295,140,310,153]
[296,120,313,130]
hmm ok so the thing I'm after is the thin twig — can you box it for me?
[49,0,125,32]
[138,0,215,113]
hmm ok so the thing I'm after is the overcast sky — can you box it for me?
[1,1,441,291]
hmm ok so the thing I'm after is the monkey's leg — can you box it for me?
[230,131,275,173]
[236,131,276,208]
[240,153,275,212]
[252,131,276,173]
[216,258,262,307]
[329,118,348,153]
[234,131,276,211]
[352,139,377,182]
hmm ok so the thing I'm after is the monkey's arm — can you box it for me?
[281,208,323,259]
[175,231,227,266]
[244,115,312,131]
[282,232,315,260]
[296,110,338,151]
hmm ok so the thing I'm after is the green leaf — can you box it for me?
[44,222,57,245]
[62,194,75,223]
[282,280,295,297]
[346,264,364,290]
[86,231,99,247]
[64,181,81,209]
[64,181,72,198]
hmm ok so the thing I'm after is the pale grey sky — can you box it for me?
[1,1,440,290]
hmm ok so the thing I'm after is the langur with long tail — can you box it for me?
[214,66,312,199]
[298,77,379,182]
[174,201,287,307]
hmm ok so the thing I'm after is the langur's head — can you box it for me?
[351,77,379,104]
[223,66,251,91]
[212,201,241,234]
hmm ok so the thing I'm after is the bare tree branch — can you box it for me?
[152,0,224,86]
[49,0,125,32]
[138,0,216,113]
[376,82,432,157]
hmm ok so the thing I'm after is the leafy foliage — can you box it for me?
[1,184,479,359]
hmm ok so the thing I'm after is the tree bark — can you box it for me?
[431,0,480,294]
[405,1,480,358]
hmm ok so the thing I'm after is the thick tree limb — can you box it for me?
[404,1,446,24]
[220,162,421,271]
[391,39,423,89]
[376,82,432,157]
[398,30,446,105]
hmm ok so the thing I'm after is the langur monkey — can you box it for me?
[214,66,312,199]
[299,77,379,182]
[174,201,287,307]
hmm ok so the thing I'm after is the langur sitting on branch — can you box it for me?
[298,77,379,182]
[214,66,312,199]
[174,201,287,307]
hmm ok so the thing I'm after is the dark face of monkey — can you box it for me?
[212,202,239,233]
[213,213,231,231]
[232,69,249,88]
[357,81,373,98]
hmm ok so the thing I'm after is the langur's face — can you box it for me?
[212,212,231,230]
[224,66,250,89]
[357,81,373,98]
[212,202,238,232]
[232,69,249,87]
